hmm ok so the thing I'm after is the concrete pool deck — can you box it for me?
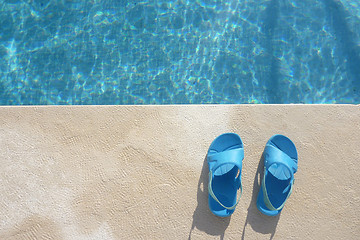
[0,105,359,239]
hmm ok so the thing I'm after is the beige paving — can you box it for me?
[0,105,359,239]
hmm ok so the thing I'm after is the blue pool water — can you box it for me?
[0,0,359,104]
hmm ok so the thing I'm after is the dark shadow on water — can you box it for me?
[323,0,360,95]
[189,156,230,240]
[261,0,281,103]
[241,153,280,240]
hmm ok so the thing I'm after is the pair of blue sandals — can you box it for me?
[207,133,298,217]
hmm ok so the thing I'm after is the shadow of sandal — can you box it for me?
[241,153,280,240]
[189,156,230,240]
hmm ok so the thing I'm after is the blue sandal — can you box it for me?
[257,134,298,216]
[207,133,244,217]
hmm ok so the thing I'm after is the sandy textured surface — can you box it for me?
[0,105,359,239]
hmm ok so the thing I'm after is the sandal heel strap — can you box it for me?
[208,170,242,210]
[262,164,294,211]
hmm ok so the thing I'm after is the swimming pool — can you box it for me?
[0,0,359,105]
